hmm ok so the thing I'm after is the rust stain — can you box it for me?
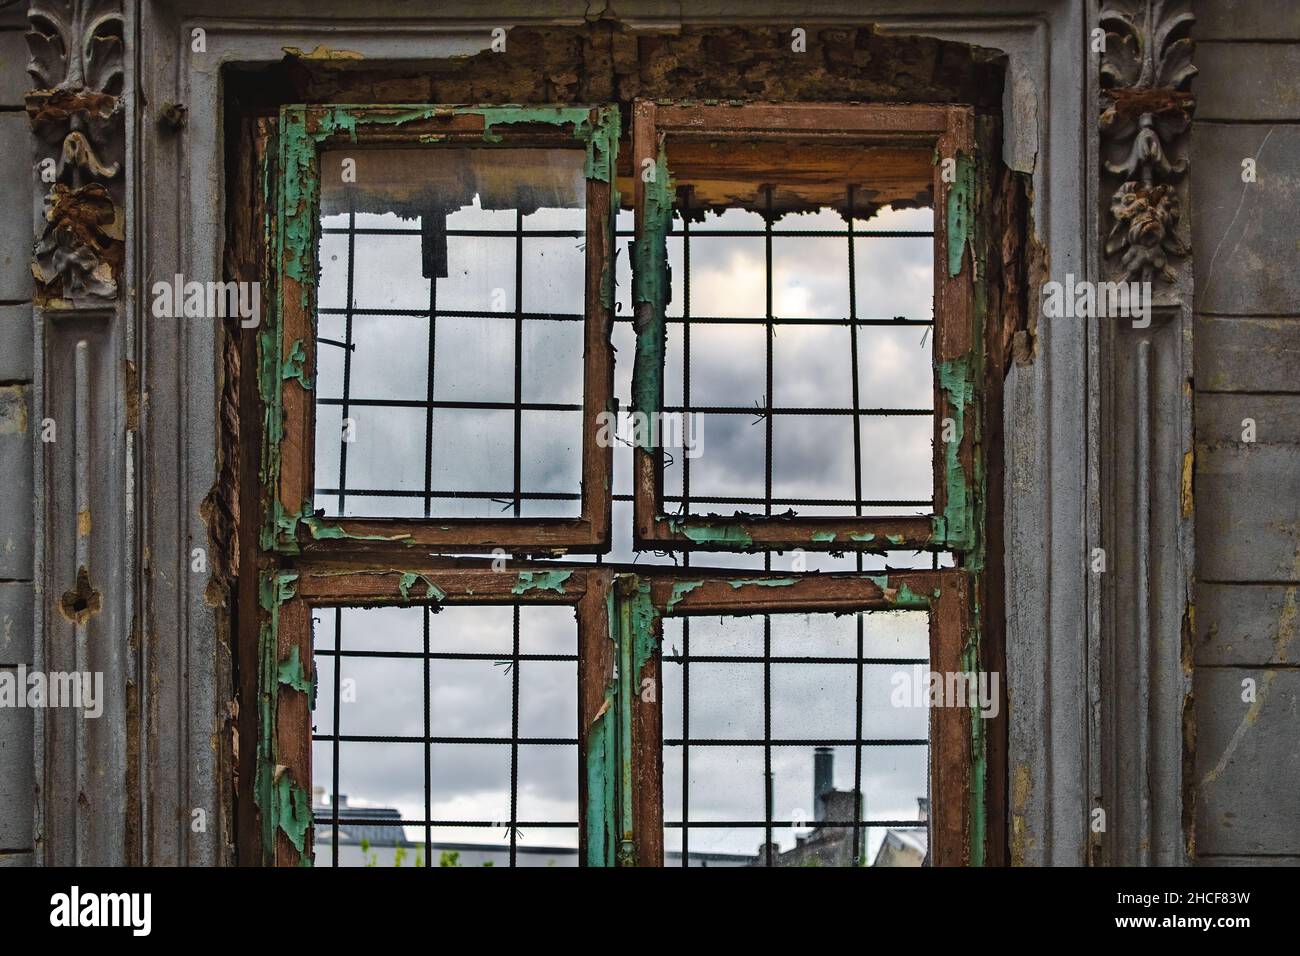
[1180,449,1194,518]
[25,88,118,127]
[282,45,365,61]
[59,565,102,625]
[0,386,29,435]
[1010,763,1032,866]
[125,359,139,432]
[1102,87,1194,125]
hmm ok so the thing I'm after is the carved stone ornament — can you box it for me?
[25,0,125,302]
[1099,0,1196,284]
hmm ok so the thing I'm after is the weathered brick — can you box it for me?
[1196,316,1300,392]
[1197,44,1300,121]
[1192,123,1300,315]
[1196,583,1299,666]
[0,385,32,580]
[0,692,32,850]
[1195,667,1300,856]
[0,582,32,666]
[0,304,32,381]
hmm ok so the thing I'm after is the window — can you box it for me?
[250,101,985,867]
[267,105,619,554]
[292,567,612,867]
[629,101,979,553]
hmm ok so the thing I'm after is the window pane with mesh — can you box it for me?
[311,603,580,867]
[314,148,588,521]
[661,609,932,867]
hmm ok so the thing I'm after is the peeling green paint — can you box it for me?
[666,580,704,612]
[864,575,937,610]
[397,572,447,602]
[302,513,413,544]
[810,531,837,543]
[255,569,312,864]
[946,151,976,277]
[938,357,977,552]
[848,531,877,543]
[267,501,416,551]
[933,150,982,556]
[585,585,619,865]
[279,108,321,288]
[277,644,314,698]
[665,518,754,548]
[943,137,989,864]
[281,339,314,389]
[618,576,657,865]
[511,570,573,595]
[273,770,314,858]
[630,143,674,448]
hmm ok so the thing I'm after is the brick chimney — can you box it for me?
[813,746,834,822]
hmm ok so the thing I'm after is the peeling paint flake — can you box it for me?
[666,580,704,612]
[397,571,447,603]
[511,569,573,595]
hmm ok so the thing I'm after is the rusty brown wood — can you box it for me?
[273,594,314,867]
[631,595,663,867]
[652,102,958,137]
[663,141,933,215]
[293,565,590,604]
[929,574,972,867]
[637,514,937,552]
[297,518,600,554]
[234,115,273,865]
[631,98,661,549]
[932,108,977,533]
[648,570,947,615]
[577,569,615,866]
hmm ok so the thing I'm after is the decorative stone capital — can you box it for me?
[25,0,125,305]
[1099,0,1196,285]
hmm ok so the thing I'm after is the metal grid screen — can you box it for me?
[314,148,588,521]
[615,188,936,524]
[661,609,931,867]
[311,604,580,867]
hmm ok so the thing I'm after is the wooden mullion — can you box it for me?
[929,573,974,866]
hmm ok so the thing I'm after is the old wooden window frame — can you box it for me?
[249,100,986,868]
[258,564,975,867]
[629,100,980,554]
[266,104,619,556]
[259,564,619,867]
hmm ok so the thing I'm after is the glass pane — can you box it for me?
[664,184,936,521]
[312,602,580,866]
[661,609,931,867]
[315,147,588,520]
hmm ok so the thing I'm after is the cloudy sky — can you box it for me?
[312,148,938,865]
